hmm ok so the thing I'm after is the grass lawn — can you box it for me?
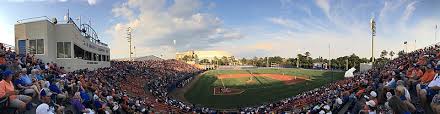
[184,68,344,109]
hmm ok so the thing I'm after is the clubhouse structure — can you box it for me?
[14,16,110,72]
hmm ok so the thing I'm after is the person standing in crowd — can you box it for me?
[36,88,64,114]
[0,70,32,110]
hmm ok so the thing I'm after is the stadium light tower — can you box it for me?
[370,17,376,63]
[435,25,438,43]
[296,49,301,68]
[126,27,133,61]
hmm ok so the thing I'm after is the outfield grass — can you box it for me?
[184,68,344,109]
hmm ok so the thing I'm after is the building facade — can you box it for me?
[14,17,110,72]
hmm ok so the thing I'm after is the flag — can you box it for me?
[404,41,407,44]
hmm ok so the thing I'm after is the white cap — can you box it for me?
[336,98,343,105]
[370,91,377,98]
[323,105,330,110]
[93,94,99,100]
[112,105,119,111]
[366,100,376,107]
[386,92,393,100]
[35,103,50,114]
[319,110,325,114]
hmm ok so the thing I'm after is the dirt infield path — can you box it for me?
[217,74,308,85]
[169,72,206,103]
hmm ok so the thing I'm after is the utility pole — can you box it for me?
[435,25,438,43]
[370,17,376,64]
[296,49,300,68]
[126,27,133,61]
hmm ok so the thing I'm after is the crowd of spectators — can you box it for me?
[236,44,440,113]
[3,41,440,113]
[0,43,205,113]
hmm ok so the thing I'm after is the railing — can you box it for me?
[0,43,15,52]
[16,16,109,47]
[17,16,53,24]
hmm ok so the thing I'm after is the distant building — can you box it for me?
[14,16,110,72]
[176,50,231,62]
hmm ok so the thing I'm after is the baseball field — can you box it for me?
[184,68,344,109]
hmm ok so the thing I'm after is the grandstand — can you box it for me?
[4,41,439,113]
[0,1,438,114]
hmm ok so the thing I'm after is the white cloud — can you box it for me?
[7,0,96,5]
[87,0,96,5]
[108,0,244,59]
[267,17,304,30]
[315,0,330,18]
[401,1,418,22]
[250,0,438,59]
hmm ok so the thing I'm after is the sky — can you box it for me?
[0,0,439,59]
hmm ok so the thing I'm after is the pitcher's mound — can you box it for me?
[213,87,245,95]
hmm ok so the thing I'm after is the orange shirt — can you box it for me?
[407,68,423,78]
[421,69,436,84]
[0,80,16,100]
[0,57,5,65]
[417,57,427,66]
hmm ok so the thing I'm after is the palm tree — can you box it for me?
[389,51,395,59]
[380,50,388,58]
[305,52,311,58]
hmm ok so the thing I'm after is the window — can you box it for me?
[37,39,44,54]
[57,42,71,58]
[29,39,44,54]
[93,53,96,61]
[29,40,36,54]
[84,51,91,60]
[74,45,84,59]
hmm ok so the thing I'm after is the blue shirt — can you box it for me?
[49,83,61,94]
[35,74,44,80]
[80,91,90,102]
[94,100,103,109]
[19,75,32,86]
[71,99,85,112]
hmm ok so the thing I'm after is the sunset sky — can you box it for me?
[1,0,439,59]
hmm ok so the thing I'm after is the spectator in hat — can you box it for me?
[36,88,64,114]
[0,70,32,110]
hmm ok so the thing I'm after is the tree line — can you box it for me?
[181,50,403,70]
